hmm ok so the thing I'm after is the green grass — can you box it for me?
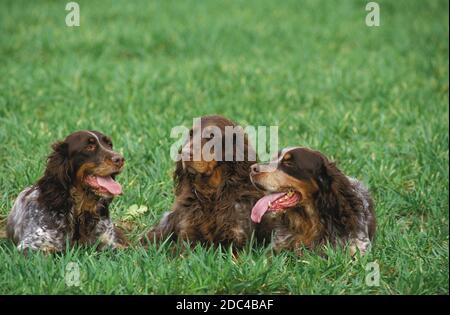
[0,0,448,294]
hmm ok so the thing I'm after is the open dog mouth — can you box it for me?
[251,189,302,223]
[84,173,122,196]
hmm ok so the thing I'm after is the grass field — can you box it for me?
[0,0,448,294]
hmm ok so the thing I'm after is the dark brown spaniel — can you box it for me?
[250,147,376,256]
[142,115,263,249]
[7,130,127,252]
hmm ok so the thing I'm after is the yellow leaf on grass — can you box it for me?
[124,204,149,220]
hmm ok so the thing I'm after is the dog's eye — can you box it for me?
[85,144,96,151]
[283,153,292,161]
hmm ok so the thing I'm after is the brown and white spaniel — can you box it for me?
[7,130,127,253]
[250,147,376,256]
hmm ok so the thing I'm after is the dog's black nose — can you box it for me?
[251,164,260,174]
[112,155,125,168]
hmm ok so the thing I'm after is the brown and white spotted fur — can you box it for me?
[6,130,127,253]
[251,147,376,256]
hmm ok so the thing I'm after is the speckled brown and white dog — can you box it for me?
[250,147,376,256]
[7,130,127,253]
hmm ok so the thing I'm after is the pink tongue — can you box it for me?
[96,176,122,195]
[251,192,286,223]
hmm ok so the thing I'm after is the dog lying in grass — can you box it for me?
[250,147,376,256]
[141,115,263,249]
[6,131,127,253]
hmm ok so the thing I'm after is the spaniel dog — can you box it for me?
[250,147,376,256]
[7,130,127,253]
[142,115,262,249]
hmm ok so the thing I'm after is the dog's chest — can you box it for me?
[68,204,104,245]
[211,202,252,238]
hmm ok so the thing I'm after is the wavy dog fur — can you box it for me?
[142,115,263,249]
[251,147,376,255]
[7,131,127,252]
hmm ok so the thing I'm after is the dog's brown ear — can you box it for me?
[230,128,257,163]
[226,131,256,180]
[173,159,187,195]
[46,141,72,189]
[36,140,73,212]
[317,162,332,192]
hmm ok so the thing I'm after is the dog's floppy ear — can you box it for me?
[227,131,257,179]
[173,159,186,195]
[45,141,72,189]
[36,140,73,212]
[317,161,333,192]
[173,141,191,196]
[313,156,339,216]
[314,158,361,237]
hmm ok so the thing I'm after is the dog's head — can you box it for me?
[39,130,125,201]
[249,147,334,223]
[175,115,256,196]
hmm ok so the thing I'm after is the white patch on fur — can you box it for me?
[158,212,171,230]
[7,186,122,252]
[347,176,370,211]
[350,237,371,256]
